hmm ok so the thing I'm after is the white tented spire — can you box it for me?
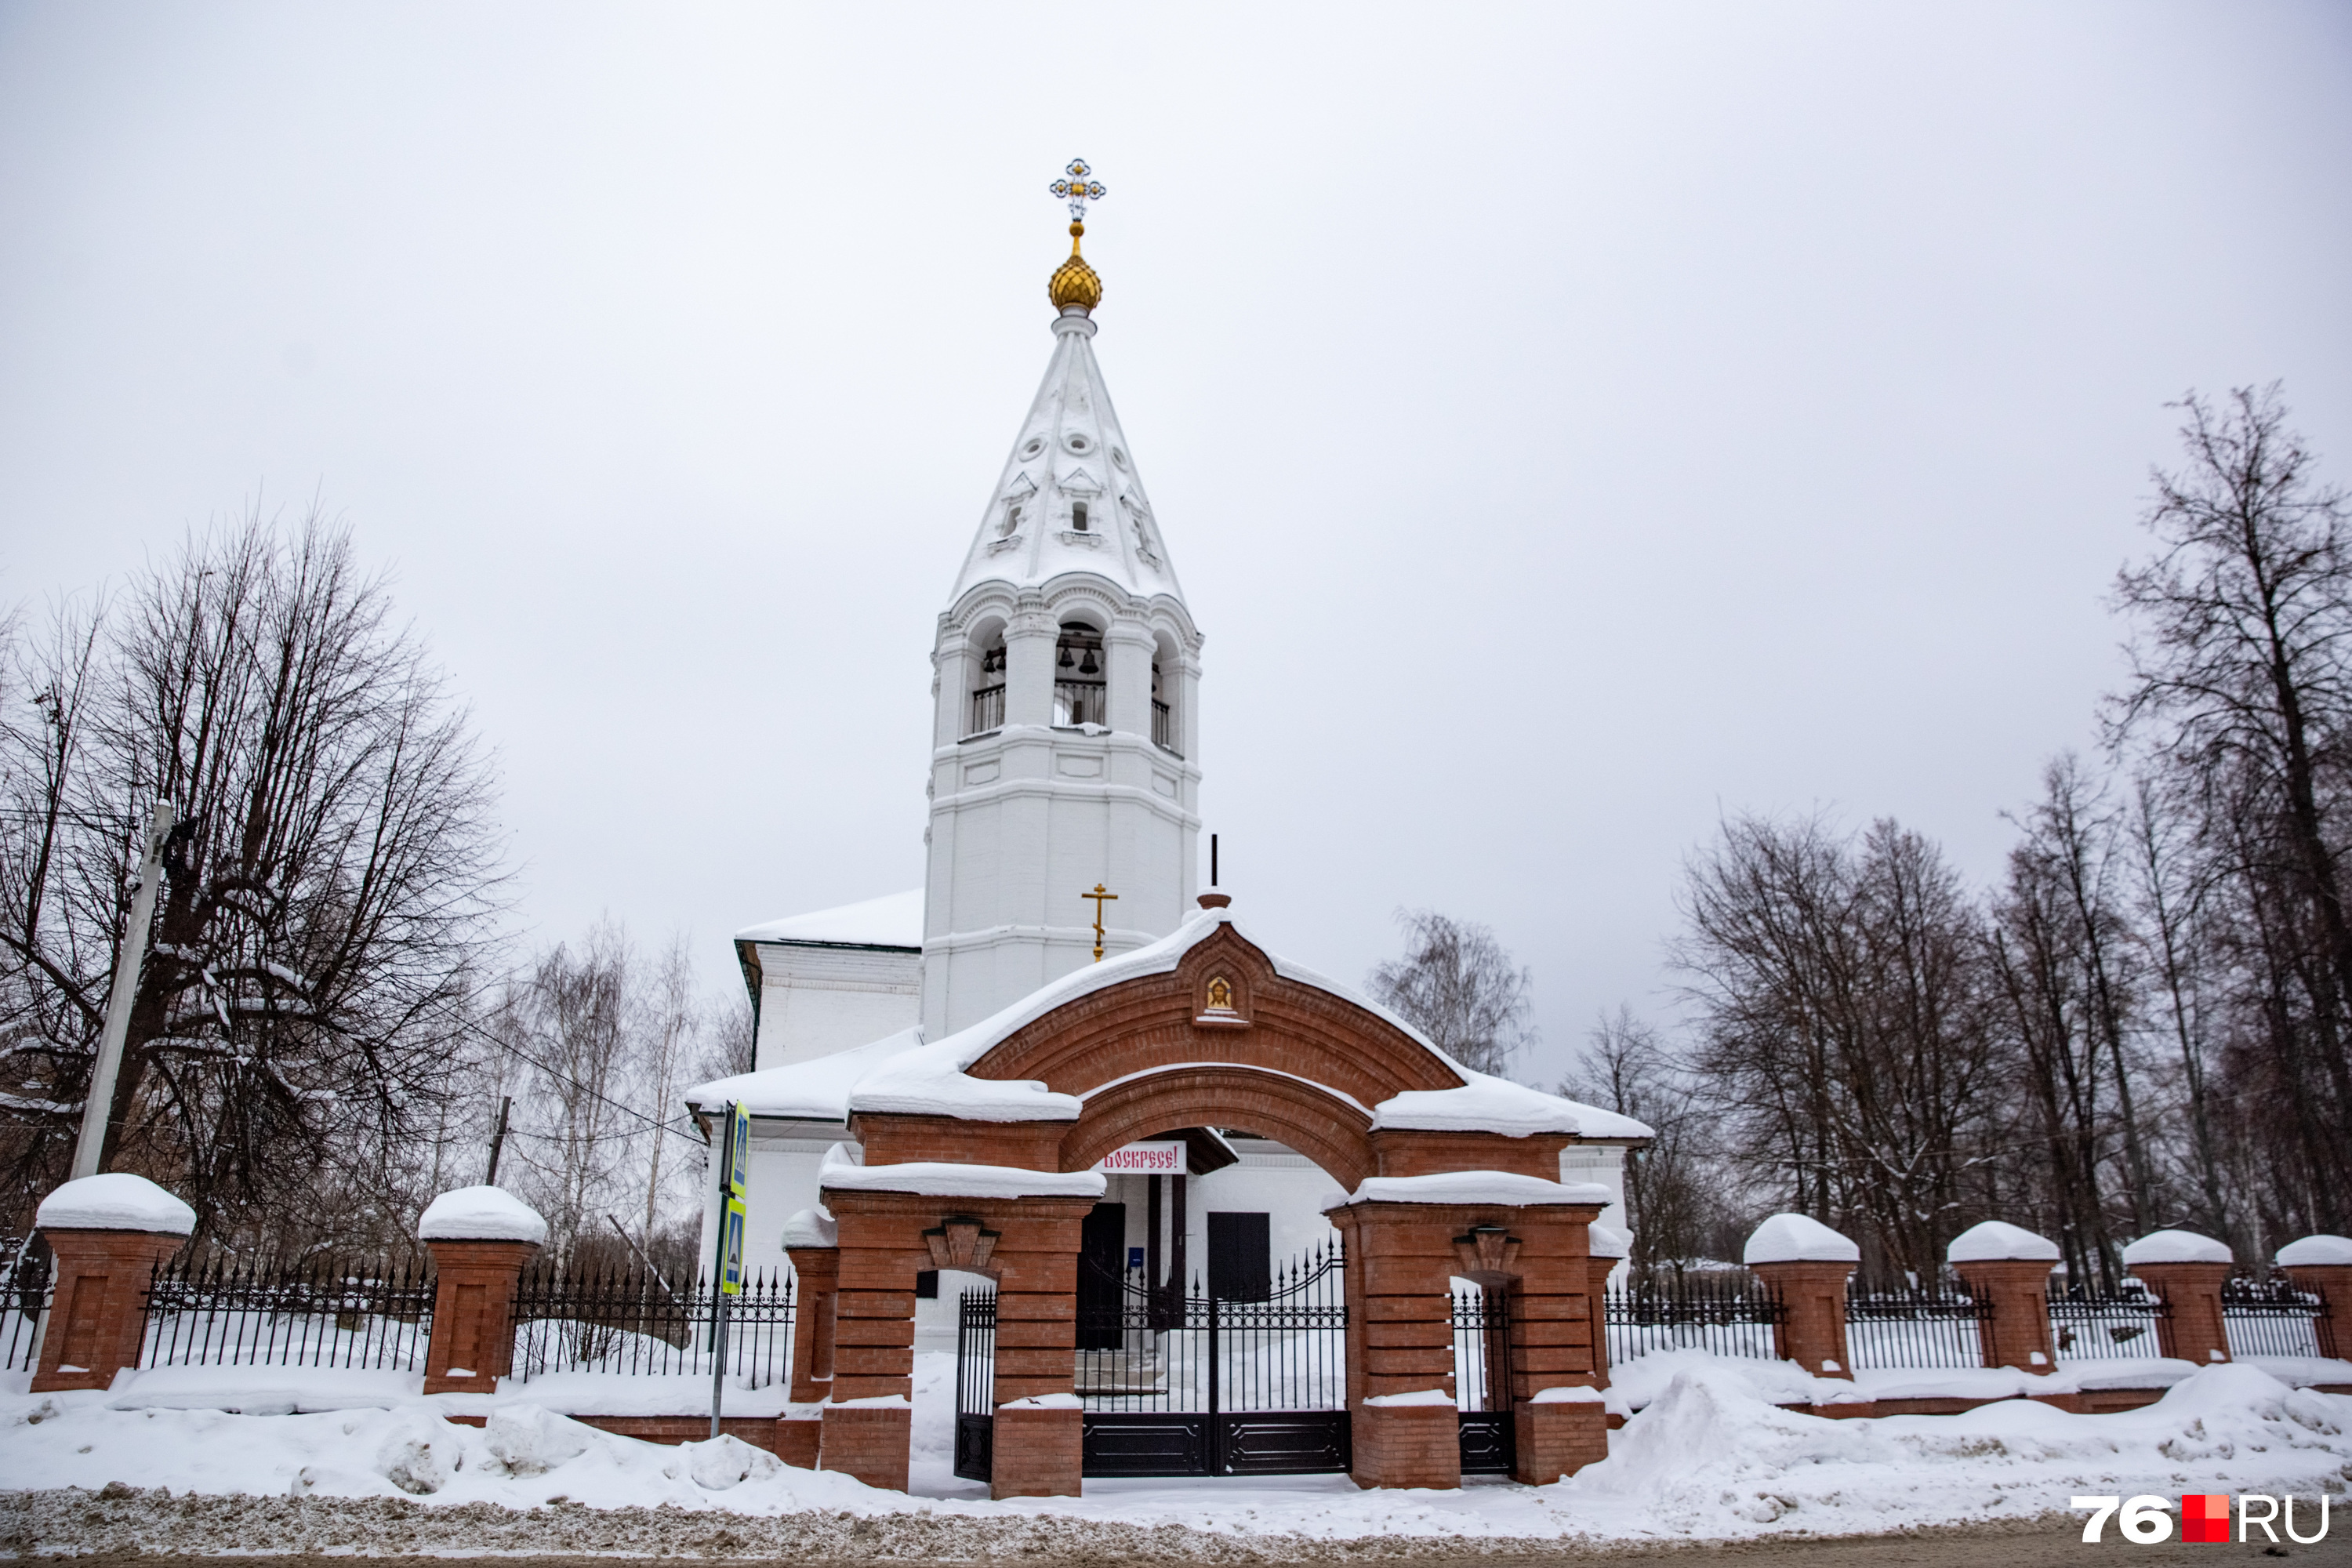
[949,312,1183,604]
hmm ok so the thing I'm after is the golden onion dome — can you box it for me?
[1048,220,1102,314]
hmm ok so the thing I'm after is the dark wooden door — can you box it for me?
[1207,1211,1270,1301]
[1076,1201,1127,1350]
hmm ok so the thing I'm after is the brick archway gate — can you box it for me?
[789,903,1634,1499]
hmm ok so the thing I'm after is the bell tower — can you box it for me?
[920,162,1203,1039]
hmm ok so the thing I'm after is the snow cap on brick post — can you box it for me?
[1743,1214,1858,1379]
[2275,1234,2352,1360]
[1947,1221,2061,1372]
[2121,1228,2233,1367]
[416,1185,545,1394]
[29,1173,196,1394]
[417,1184,549,1243]
[36,1172,197,1236]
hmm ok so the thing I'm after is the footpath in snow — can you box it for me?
[1,1352,2347,1555]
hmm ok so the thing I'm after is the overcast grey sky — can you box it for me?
[3,4,2347,1088]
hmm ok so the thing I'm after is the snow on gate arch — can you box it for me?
[840,904,1651,1186]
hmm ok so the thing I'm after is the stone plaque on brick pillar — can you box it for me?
[820,1182,1097,1496]
[1329,1171,1611,1490]
[1744,1214,1860,1378]
[2276,1234,2352,1361]
[2123,1229,2235,1367]
[416,1185,546,1396]
[31,1173,197,1394]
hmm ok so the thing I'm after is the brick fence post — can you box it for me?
[1327,1199,1465,1490]
[1744,1214,1858,1379]
[29,1174,194,1393]
[2122,1229,2233,1367]
[780,1208,839,1469]
[1947,1221,2061,1372]
[2274,1234,2352,1362]
[416,1185,546,1396]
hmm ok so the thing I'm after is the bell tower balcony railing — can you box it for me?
[967,684,1006,737]
[1152,700,1179,757]
[1054,680,1107,728]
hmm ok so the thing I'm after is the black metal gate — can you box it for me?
[953,1240,1349,1482]
[1452,1284,1515,1475]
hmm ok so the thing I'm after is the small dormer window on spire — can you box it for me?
[1071,502,1089,532]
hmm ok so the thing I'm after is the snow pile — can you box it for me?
[2120,1228,2232,1266]
[817,1142,1104,1200]
[1588,1221,1632,1259]
[5,1360,2351,1549]
[735,890,923,949]
[688,1029,921,1123]
[2278,1232,2352,1267]
[35,1173,195,1235]
[780,1207,836,1249]
[1742,1213,1858,1265]
[1946,1220,2060,1264]
[1322,1171,1613,1210]
[1565,1361,2350,1534]
[416,1186,546,1244]
[1372,1074,1652,1141]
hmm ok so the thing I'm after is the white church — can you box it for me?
[686,170,1643,1341]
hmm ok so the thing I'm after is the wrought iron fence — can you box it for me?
[141,1251,436,1370]
[508,1264,793,1387]
[2048,1283,2169,1360]
[1844,1279,1991,1370]
[2,1243,51,1374]
[1605,1272,1784,1362]
[2221,1275,2326,1359]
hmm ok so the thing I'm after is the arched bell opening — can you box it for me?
[1053,618,1107,728]
[965,616,1008,738]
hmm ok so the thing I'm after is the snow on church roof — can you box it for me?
[946,307,1184,607]
[735,890,923,949]
[688,906,1653,1142]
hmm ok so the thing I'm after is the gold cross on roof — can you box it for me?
[1081,882,1119,963]
[1051,158,1106,222]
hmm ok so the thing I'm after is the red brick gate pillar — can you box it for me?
[1744,1214,1859,1379]
[1947,1221,2062,1372]
[821,1185,1096,1499]
[1330,1177,1610,1490]
[2275,1235,2352,1361]
[2123,1230,2234,1367]
[416,1185,546,1395]
[780,1207,839,1468]
[30,1174,196,1394]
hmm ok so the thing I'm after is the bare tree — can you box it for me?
[1561,1007,1722,1271]
[0,503,504,1243]
[2111,385,2352,1225]
[1365,909,1537,1076]
[1675,814,1999,1276]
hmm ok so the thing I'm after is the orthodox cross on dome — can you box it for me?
[1050,158,1106,222]
[1080,881,1119,963]
[1045,159,1107,314]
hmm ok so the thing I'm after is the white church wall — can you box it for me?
[749,943,920,1071]
[1560,1142,1631,1235]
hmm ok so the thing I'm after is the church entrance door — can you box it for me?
[951,1239,1350,1481]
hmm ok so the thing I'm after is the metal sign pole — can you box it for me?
[71,800,175,1181]
[710,1101,747,1439]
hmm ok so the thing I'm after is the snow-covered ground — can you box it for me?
[1,1351,2345,1552]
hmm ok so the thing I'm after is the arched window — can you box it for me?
[1151,637,1181,756]
[1054,622,1105,728]
[967,629,1007,736]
